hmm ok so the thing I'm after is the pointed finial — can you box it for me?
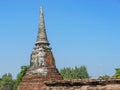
[35,6,49,46]
[40,6,43,14]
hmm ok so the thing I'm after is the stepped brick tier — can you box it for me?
[18,6,120,90]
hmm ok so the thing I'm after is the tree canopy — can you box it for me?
[59,66,89,80]
[99,75,110,79]
[113,68,120,78]
[0,73,15,90]
[16,65,29,85]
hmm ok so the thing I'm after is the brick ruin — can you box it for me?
[44,78,120,90]
[18,6,120,90]
[18,6,63,90]
[18,78,120,90]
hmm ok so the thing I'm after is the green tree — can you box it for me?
[60,67,72,80]
[113,68,120,78]
[0,78,2,90]
[79,66,89,79]
[0,65,29,90]
[11,65,29,90]
[59,66,89,80]
[16,65,29,84]
[0,73,14,90]
[72,66,81,79]
[99,75,110,79]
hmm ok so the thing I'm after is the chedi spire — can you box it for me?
[27,6,58,75]
[36,6,49,45]
[18,6,63,90]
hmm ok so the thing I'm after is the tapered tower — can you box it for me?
[18,6,63,90]
[36,6,49,46]
[27,6,56,75]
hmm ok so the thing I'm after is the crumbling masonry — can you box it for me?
[18,7,120,90]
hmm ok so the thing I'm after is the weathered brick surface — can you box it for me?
[18,78,120,90]
[18,51,63,90]
[41,84,120,90]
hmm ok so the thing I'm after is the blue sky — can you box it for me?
[0,0,120,78]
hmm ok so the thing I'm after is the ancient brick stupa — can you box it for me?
[18,6,63,90]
